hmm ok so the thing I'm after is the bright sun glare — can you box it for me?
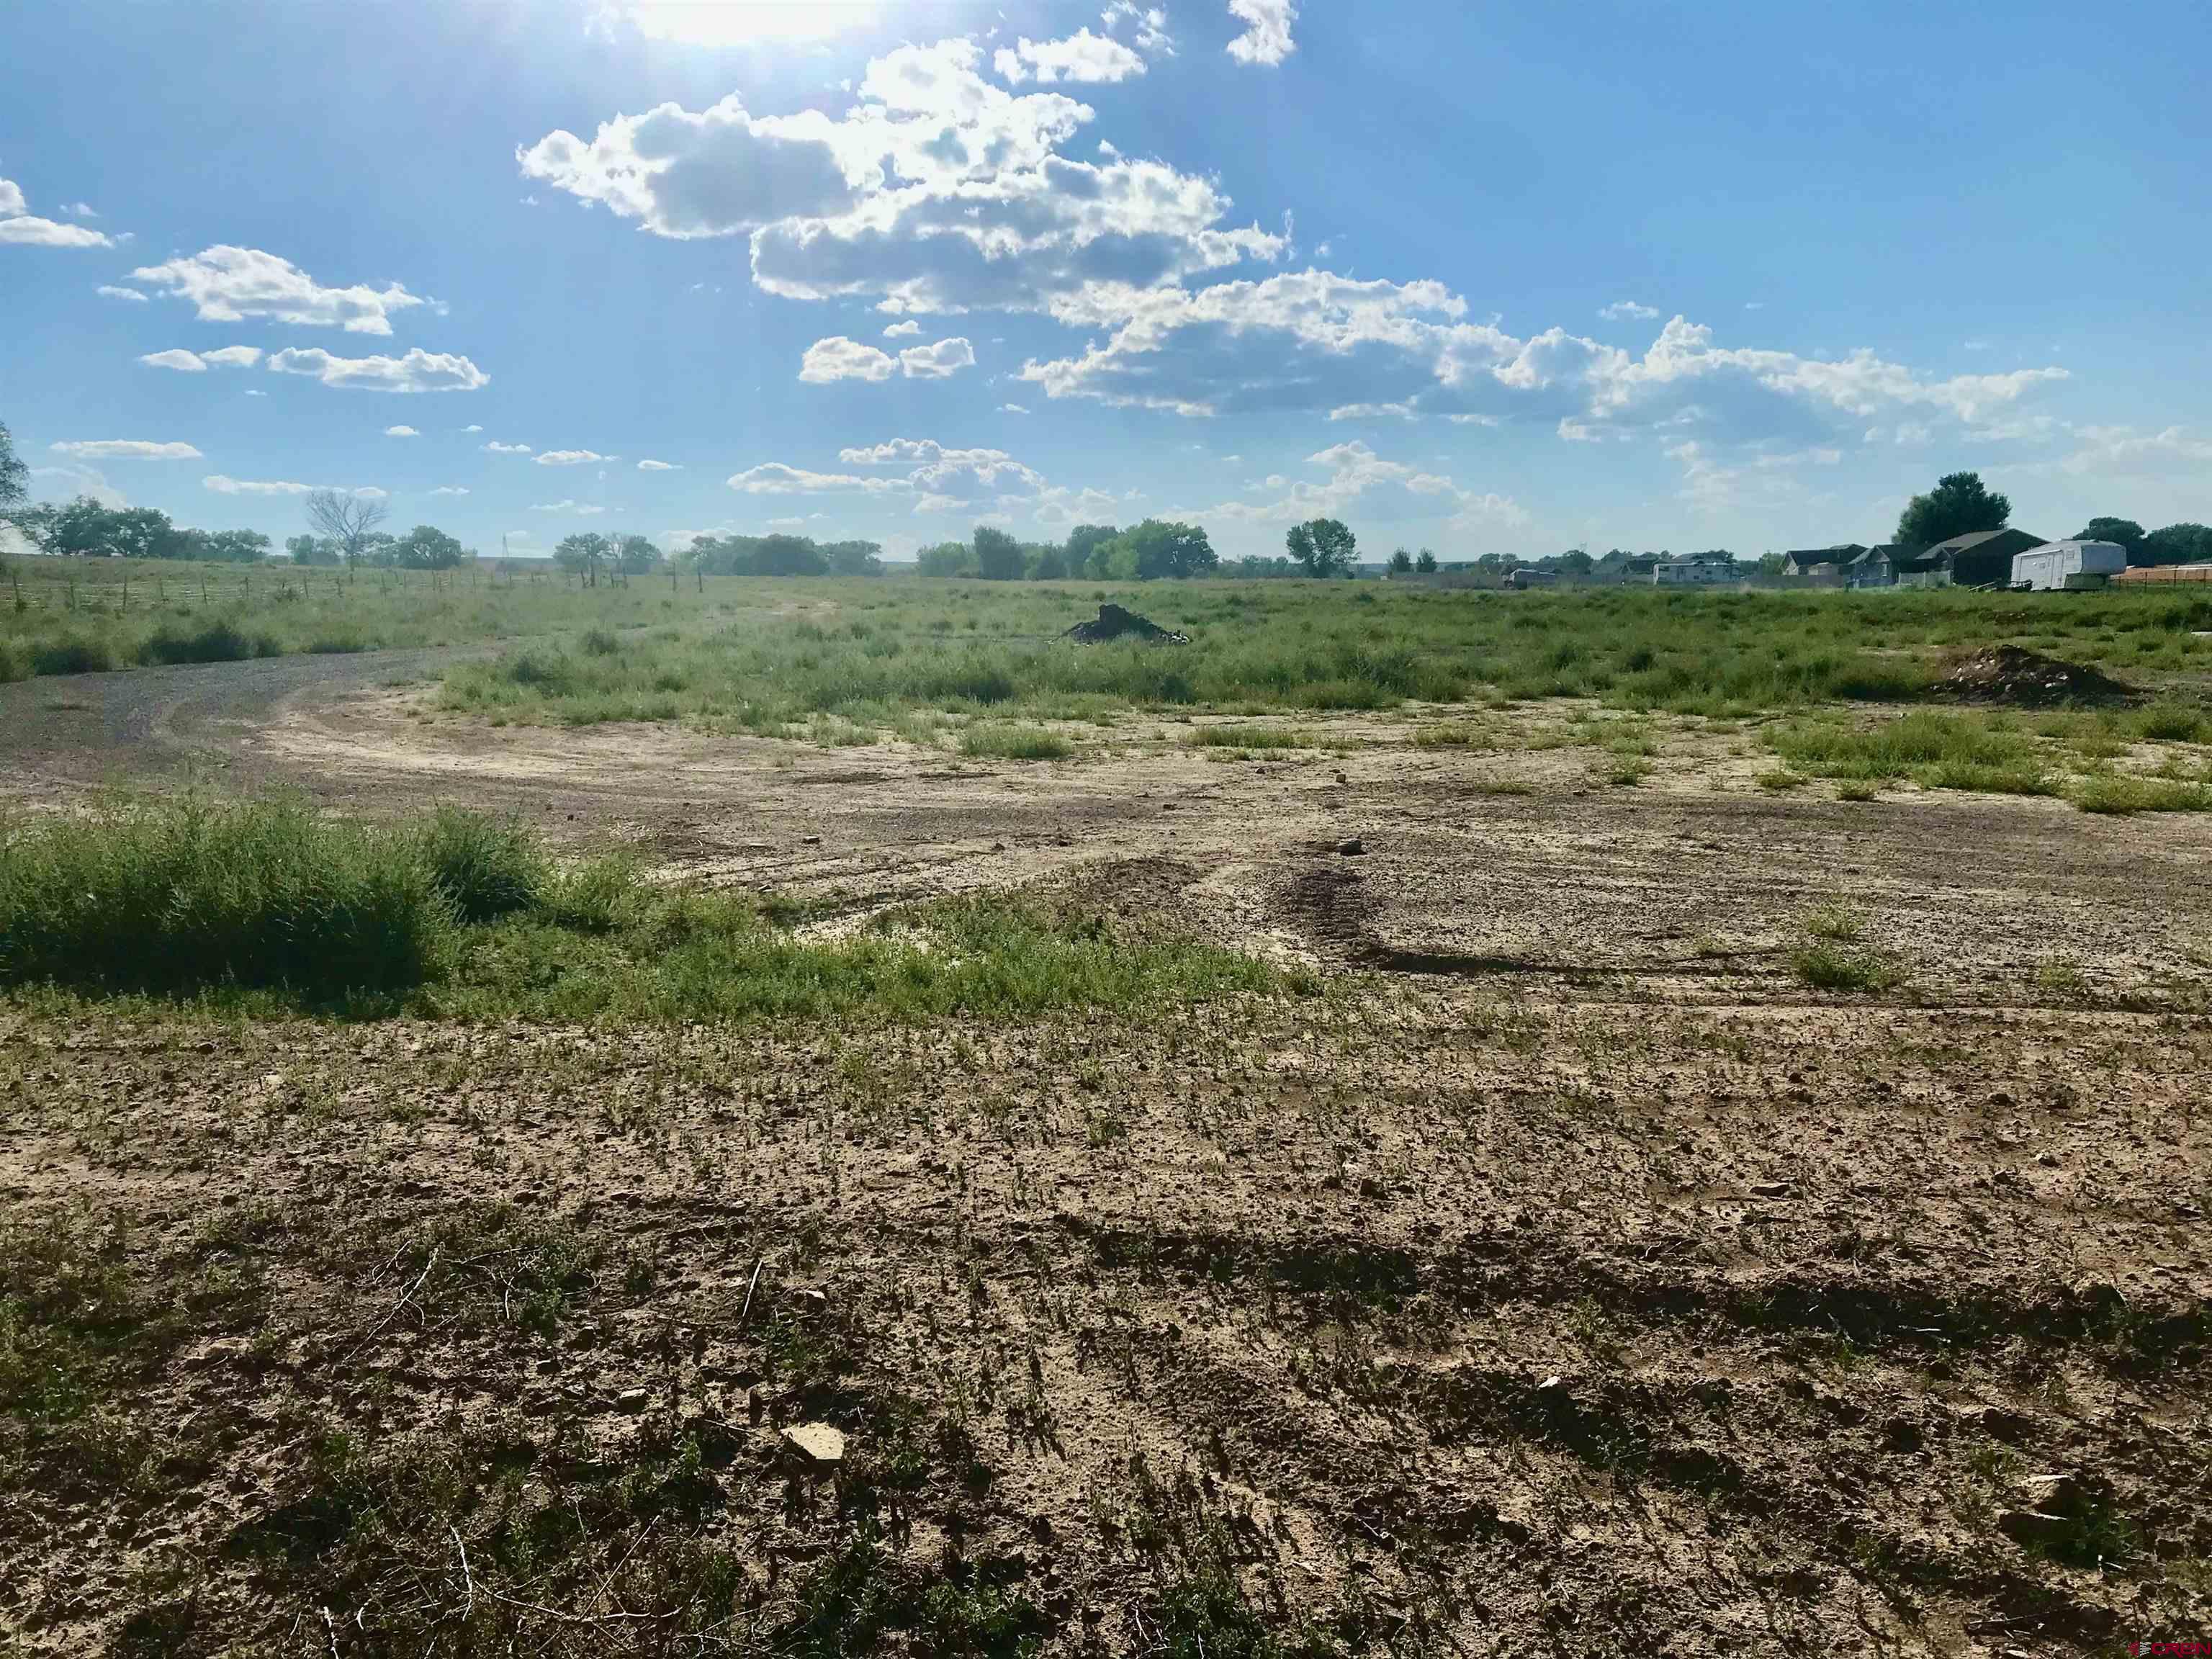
[611,0,885,45]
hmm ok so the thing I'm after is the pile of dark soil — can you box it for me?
[1062,603,1190,644]
[1936,644,2137,707]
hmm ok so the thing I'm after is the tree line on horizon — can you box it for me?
[9,424,2210,580]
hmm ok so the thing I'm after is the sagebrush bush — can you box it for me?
[0,798,448,997]
[29,637,114,676]
[135,621,277,666]
[415,807,547,922]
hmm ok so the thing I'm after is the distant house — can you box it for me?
[1653,553,1742,585]
[1783,544,1866,577]
[1909,528,2046,589]
[2011,540,2128,591]
[1593,552,1659,584]
[1780,544,1907,587]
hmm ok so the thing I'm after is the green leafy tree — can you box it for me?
[1285,517,1357,577]
[0,418,26,511]
[972,523,1025,581]
[1104,519,1218,580]
[2141,523,2212,568]
[2075,517,2146,561]
[1414,548,1438,574]
[45,500,183,559]
[392,525,467,570]
[286,534,339,567]
[199,529,271,563]
[1064,523,1120,572]
[1388,548,1413,574]
[916,539,976,577]
[1896,472,2009,549]
[554,531,610,587]
[1558,549,1595,578]
[821,539,884,576]
[1027,543,1069,580]
[613,534,660,575]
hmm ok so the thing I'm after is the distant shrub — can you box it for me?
[136,621,277,665]
[961,724,1072,760]
[0,797,447,998]
[1789,941,1897,993]
[1187,725,1316,750]
[30,637,114,677]
[2068,775,2212,815]
[534,855,637,933]
[580,628,621,656]
[502,650,577,691]
[417,808,547,922]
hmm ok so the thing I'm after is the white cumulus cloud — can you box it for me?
[535,449,616,466]
[0,215,117,248]
[127,246,429,333]
[140,346,262,373]
[204,475,383,498]
[882,320,923,338]
[994,28,1146,84]
[1225,0,1295,65]
[1599,300,1660,321]
[385,424,420,437]
[482,441,533,454]
[50,440,202,460]
[428,485,471,496]
[801,336,896,383]
[729,462,912,494]
[899,336,976,378]
[96,284,148,302]
[267,347,490,392]
[523,37,1282,316]
[636,459,680,471]
[531,500,606,514]
[1,167,120,246]
[802,334,975,382]
[1101,3,1174,55]
[1176,439,1523,533]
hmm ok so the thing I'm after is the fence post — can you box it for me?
[122,569,128,614]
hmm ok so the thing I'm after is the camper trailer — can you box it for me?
[2010,540,2128,592]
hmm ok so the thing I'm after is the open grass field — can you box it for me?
[4,575,2211,1655]
[0,555,718,680]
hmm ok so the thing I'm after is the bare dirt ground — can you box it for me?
[3,655,2210,1654]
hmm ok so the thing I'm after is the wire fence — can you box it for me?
[2,557,702,616]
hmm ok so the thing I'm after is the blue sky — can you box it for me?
[5,0,2208,562]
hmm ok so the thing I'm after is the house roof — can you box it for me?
[1783,544,1866,568]
[1920,528,2045,557]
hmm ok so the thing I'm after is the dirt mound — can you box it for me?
[1062,603,1190,644]
[1936,644,2137,707]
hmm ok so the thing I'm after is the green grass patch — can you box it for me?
[2067,774,2212,814]
[0,797,449,998]
[958,723,1074,760]
[0,797,1293,1022]
[1187,724,1320,750]
[1789,941,1899,993]
[1767,710,2069,796]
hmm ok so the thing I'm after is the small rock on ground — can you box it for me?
[783,1421,846,1470]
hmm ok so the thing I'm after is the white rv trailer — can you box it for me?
[2010,540,2128,591]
